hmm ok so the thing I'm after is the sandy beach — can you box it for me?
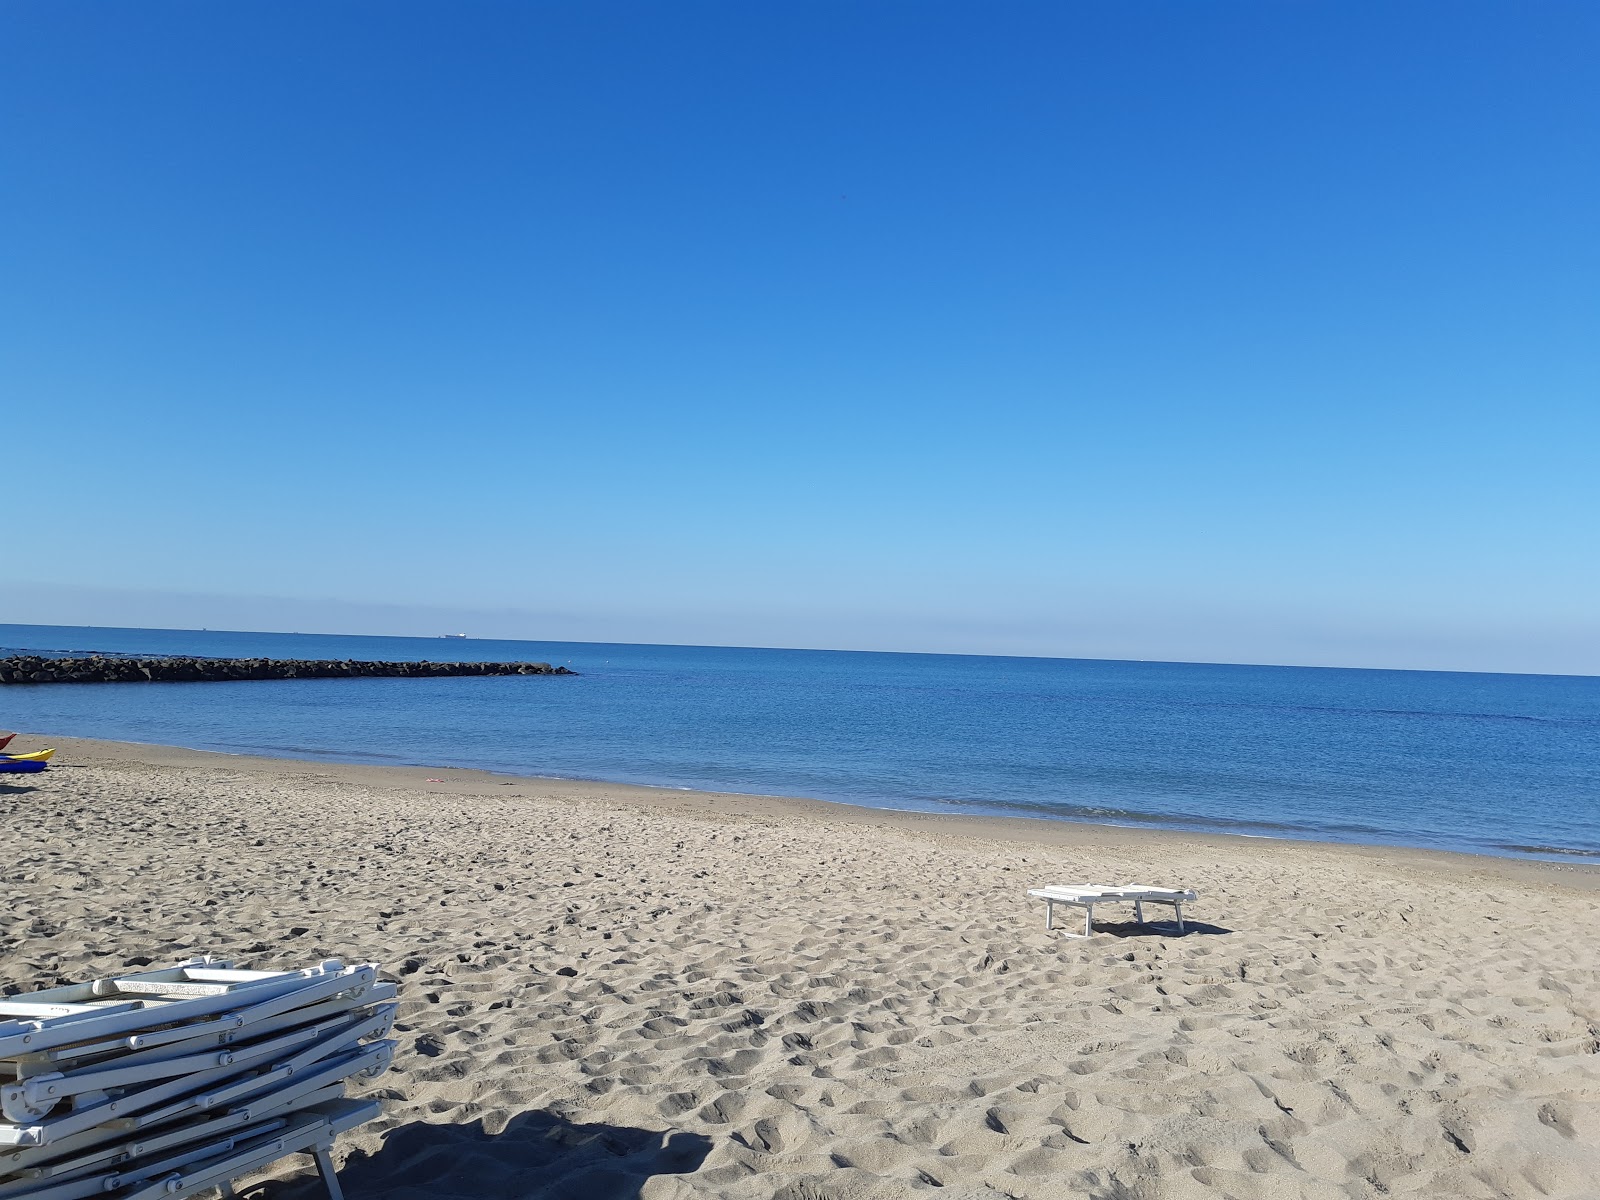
[4,734,1598,1199]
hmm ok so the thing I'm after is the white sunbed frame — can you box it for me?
[0,960,377,1064]
[2,1099,380,1200]
[0,960,391,1200]
[1027,885,1198,938]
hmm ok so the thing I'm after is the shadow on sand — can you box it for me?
[254,1111,713,1200]
[1097,919,1233,938]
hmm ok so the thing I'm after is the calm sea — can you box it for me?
[3,624,1597,861]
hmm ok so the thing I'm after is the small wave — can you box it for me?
[224,743,418,763]
[1496,843,1600,859]
[1202,699,1589,727]
[958,796,1315,836]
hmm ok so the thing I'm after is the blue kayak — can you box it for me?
[0,760,45,774]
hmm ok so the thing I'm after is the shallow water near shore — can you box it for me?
[3,622,1598,860]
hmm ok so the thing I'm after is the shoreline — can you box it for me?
[22,730,1600,890]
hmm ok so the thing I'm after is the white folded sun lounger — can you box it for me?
[1027,884,1198,937]
[0,958,394,1200]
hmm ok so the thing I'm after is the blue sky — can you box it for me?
[5,2,1597,673]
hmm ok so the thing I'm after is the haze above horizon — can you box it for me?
[6,3,1597,676]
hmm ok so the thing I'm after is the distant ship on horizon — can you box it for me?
[441,633,468,639]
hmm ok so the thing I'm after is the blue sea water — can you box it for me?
[3,623,1598,861]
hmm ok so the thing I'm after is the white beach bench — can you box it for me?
[1027,885,1198,938]
[0,957,394,1200]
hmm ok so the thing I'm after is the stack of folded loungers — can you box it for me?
[0,958,395,1200]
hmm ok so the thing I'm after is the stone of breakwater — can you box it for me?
[0,655,576,684]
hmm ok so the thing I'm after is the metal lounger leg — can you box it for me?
[1134,898,1144,924]
[1174,902,1185,934]
[1045,900,1054,931]
[1083,904,1093,938]
[313,1146,345,1200]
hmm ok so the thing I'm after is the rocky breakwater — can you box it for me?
[0,655,576,684]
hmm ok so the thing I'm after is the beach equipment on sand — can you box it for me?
[0,735,13,752]
[0,958,394,1200]
[0,750,52,764]
[1027,885,1198,938]
[0,763,45,776]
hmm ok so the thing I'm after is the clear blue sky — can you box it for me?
[5,2,1597,673]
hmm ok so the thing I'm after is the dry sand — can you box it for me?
[3,733,1599,1199]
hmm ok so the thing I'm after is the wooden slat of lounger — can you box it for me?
[106,983,235,998]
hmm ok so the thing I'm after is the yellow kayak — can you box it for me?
[2,748,54,762]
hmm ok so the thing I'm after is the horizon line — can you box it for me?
[3,620,1596,683]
